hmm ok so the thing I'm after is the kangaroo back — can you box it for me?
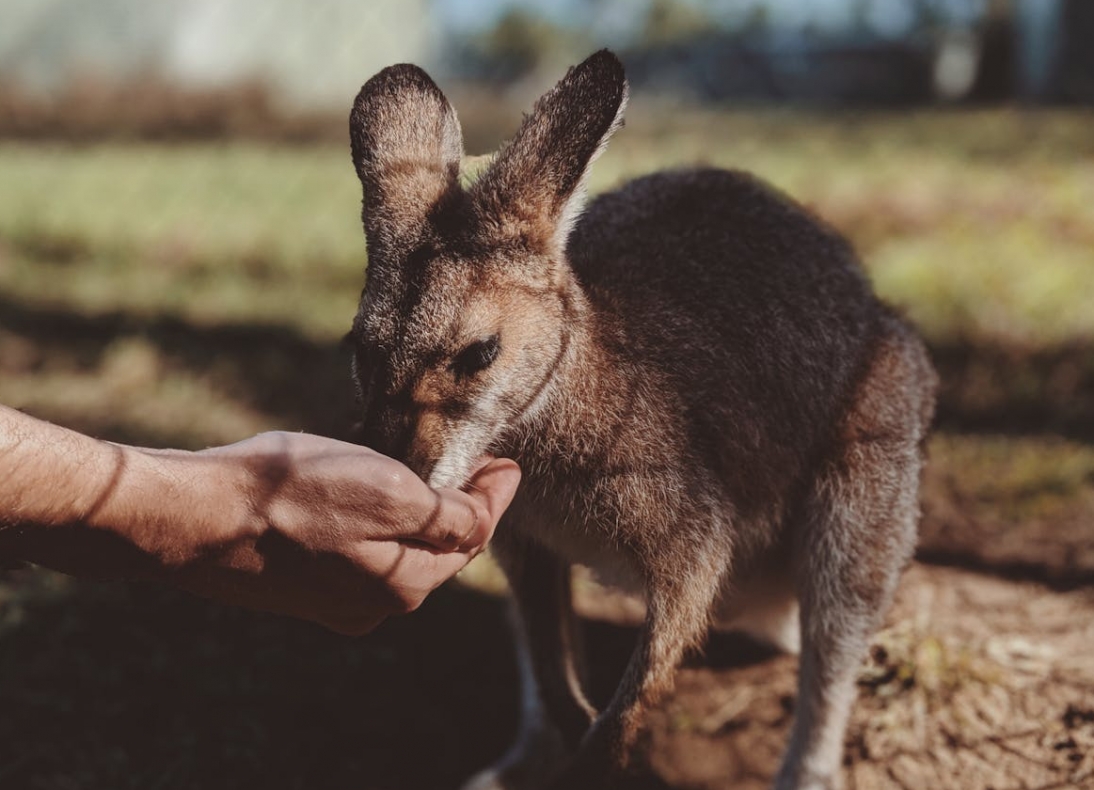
[568,168,886,513]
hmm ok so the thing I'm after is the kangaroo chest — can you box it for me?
[505,490,648,594]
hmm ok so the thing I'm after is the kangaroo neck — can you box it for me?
[516,277,637,462]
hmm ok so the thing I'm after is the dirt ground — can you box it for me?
[558,522,1094,790]
[638,563,1094,790]
[2,506,1092,790]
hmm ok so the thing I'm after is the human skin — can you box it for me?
[0,404,520,635]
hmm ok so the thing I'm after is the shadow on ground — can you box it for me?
[0,572,780,790]
[0,296,358,444]
[0,578,514,790]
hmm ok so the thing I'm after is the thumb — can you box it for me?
[455,457,521,552]
[413,458,521,553]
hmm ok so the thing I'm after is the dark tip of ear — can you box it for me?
[349,63,449,176]
[353,63,444,111]
[552,48,628,130]
[577,49,626,86]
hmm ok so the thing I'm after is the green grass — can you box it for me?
[596,107,1094,346]
[2,108,1092,345]
[0,142,366,338]
[3,106,1091,451]
[930,433,1094,521]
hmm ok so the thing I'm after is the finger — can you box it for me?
[458,457,521,550]
[359,538,474,610]
[354,457,456,543]
[408,458,521,553]
[386,540,485,596]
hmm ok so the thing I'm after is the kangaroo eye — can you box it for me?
[451,334,500,380]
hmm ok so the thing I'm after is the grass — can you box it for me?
[2,107,1093,347]
[1,110,1092,511]
[597,106,1094,346]
[0,335,272,448]
[1,107,1090,531]
[2,106,1091,532]
[859,621,997,705]
[929,433,1094,521]
[0,143,365,337]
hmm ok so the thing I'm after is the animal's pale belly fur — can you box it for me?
[510,495,801,654]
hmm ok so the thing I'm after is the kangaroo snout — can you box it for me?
[356,373,511,489]
[356,397,462,486]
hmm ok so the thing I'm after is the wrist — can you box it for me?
[93,445,262,579]
[0,405,271,584]
[0,409,150,575]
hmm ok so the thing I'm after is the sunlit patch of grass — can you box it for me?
[593,108,1094,346]
[455,552,508,596]
[0,336,269,448]
[3,109,1092,347]
[927,433,1094,524]
[0,143,364,271]
[860,622,999,705]
[0,239,361,339]
[1,111,1092,455]
[870,224,1094,345]
[0,142,365,338]
[919,433,1094,582]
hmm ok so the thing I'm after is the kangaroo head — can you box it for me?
[348,51,627,487]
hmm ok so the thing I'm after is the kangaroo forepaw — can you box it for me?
[772,765,844,790]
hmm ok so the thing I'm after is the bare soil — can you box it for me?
[638,564,1094,790]
[2,524,1092,790]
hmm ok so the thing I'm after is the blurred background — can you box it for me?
[1,2,1092,789]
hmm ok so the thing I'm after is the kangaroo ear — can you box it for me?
[350,64,463,256]
[473,50,628,252]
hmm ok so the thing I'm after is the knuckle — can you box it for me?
[383,466,406,489]
[379,466,417,503]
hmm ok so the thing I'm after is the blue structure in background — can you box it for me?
[440,0,1094,105]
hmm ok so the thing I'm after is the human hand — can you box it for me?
[0,404,520,635]
[168,432,521,635]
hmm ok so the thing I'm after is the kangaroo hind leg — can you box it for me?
[776,329,934,790]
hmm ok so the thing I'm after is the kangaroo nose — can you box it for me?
[406,451,436,485]
[359,402,415,463]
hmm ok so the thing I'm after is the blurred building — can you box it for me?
[0,0,435,111]
[443,0,1094,105]
[0,0,1091,110]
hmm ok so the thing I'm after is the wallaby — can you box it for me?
[346,50,937,790]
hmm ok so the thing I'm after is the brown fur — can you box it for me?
[347,51,937,790]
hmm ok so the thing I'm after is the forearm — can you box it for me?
[0,405,241,579]
[0,406,520,633]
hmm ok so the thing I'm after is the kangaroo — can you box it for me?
[346,50,937,790]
